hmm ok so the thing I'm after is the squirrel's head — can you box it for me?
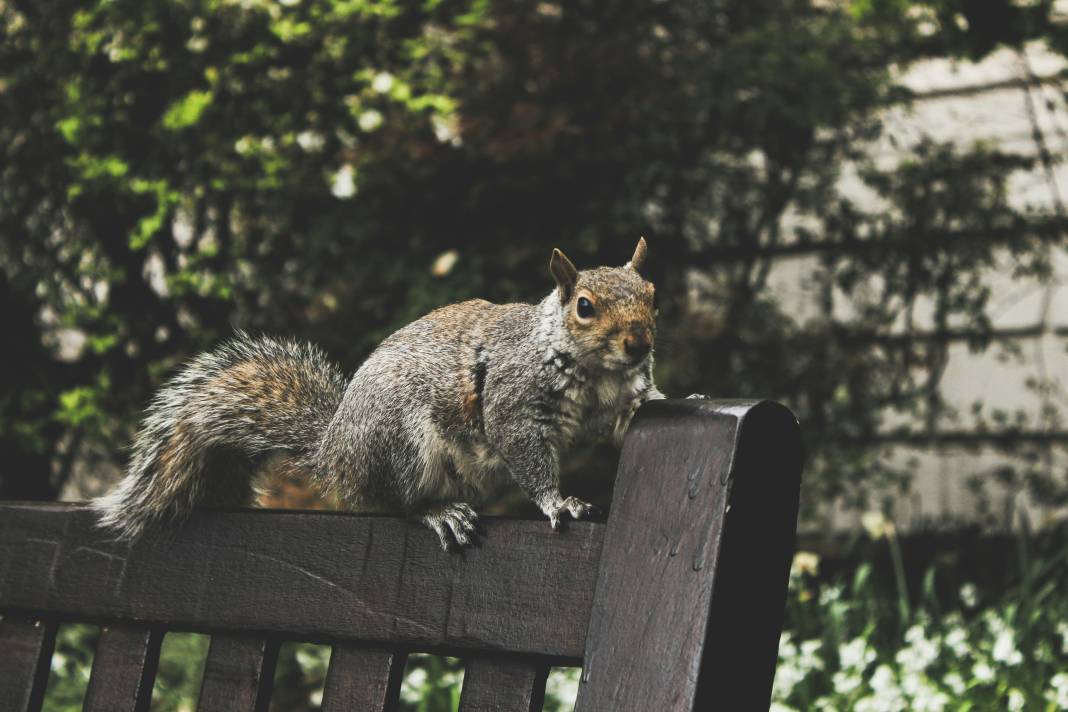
[549,238,657,372]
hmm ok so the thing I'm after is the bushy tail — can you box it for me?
[92,332,346,539]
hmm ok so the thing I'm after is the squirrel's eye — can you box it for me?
[576,297,595,318]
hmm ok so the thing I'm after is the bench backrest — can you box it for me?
[0,399,802,711]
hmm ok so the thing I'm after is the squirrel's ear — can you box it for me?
[627,237,648,273]
[550,248,579,303]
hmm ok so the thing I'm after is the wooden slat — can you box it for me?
[320,644,405,712]
[197,634,279,712]
[0,617,57,712]
[693,401,803,710]
[458,656,549,712]
[83,625,162,712]
[0,505,603,660]
[574,399,802,712]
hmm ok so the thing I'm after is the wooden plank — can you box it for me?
[197,635,279,712]
[320,644,405,712]
[0,505,603,660]
[574,399,802,712]
[458,656,549,712]
[0,617,57,712]
[83,625,162,712]
[693,401,802,710]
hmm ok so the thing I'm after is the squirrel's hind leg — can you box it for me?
[419,503,480,551]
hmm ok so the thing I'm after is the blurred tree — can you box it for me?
[0,0,1064,521]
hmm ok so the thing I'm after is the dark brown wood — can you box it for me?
[320,644,405,712]
[458,656,549,712]
[694,401,802,710]
[0,505,602,660]
[83,624,162,712]
[574,399,802,712]
[197,635,279,712]
[0,617,57,712]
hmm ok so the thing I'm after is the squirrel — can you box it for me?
[92,238,665,550]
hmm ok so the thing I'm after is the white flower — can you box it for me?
[972,661,995,684]
[856,666,906,712]
[1048,673,1068,708]
[833,670,862,695]
[959,583,978,609]
[944,627,969,658]
[401,667,428,703]
[545,668,579,707]
[372,72,394,94]
[773,636,823,699]
[991,629,1023,666]
[1006,688,1025,711]
[896,626,939,673]
[330,165,357,198]
[234,136,255,155]
[983,609,1007,636]
[839,637,875,671]
[819,584,842,606]
[431,113,462,146]
[799,639,824,670]
[773,660,804,699]
[769,703,799,712]
[791,551,819,577]
[943,672,965,696]
[296,130,325,152]
[1058,621,1068,654]
[778,631,797,660]
[870,665,895,693]
[358,109,384,132]
[901,670,922,697]
[860,510,895,539]
[910,679,949,712]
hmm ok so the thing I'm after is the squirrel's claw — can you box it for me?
[543,495,598,531]
[421,503,480,551]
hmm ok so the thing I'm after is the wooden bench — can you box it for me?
[0,399,802,712]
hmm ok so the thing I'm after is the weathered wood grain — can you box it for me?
[458,656,549,712]
[83,625,162,712]
[320,644,405,712]
[0,505,602,660]
[197,635,279,712]
[0,617,57,712]
[574,399,802,712]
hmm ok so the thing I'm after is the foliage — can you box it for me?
[1,0,1065,519]
[774,522,1068,711]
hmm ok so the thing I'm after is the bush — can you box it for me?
[774,522,1068,711]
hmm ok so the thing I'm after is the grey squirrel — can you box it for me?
[93,238,665,549]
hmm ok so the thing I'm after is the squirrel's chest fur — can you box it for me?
[440,351,647,499]
[538,350,648,445]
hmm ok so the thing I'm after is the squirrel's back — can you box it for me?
[92,333,346,539]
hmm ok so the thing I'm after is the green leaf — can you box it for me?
[161,90,214,130]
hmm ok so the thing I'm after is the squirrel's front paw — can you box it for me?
[540,495,600,531]
[420,503,480,551]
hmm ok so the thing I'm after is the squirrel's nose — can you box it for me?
[623,332,651,359]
